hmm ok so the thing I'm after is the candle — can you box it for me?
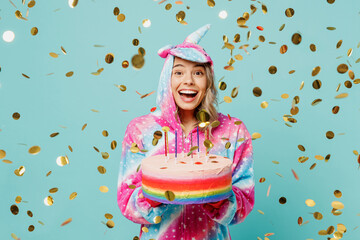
[175,129,177,160]
[166,132,169,160]
[182,129,185,158]
[164,131,167,158]
[190,132,193,159]
[197,126,200,158]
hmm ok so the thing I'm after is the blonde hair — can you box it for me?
[174,61,219,140]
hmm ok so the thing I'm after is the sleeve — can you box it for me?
[117,120,170,225]
[201,122,255,225]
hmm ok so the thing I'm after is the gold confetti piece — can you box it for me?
[142,226,149,233]
[165,3,172,10]
[38,220,44,225]
[285,8,294,17]
[298,217,303,225]
[176,10,185,22]
[312,66,321,76]
[261,4,267,14]
[113,7,119,16]
[15,196,22,203]
[313,211,323,220]
[105,213,113,219]
[14,166,25,176]
[0,150,6,159]
[65,71,73,77]
[334,93,348,99]
[337,63,348,73]
[28,146,41,155]
[310,44,316,52]
[291,33,302,45]
[275,172,283,177]
[224,65,234,71]
[327,26,336,30]
[106,220,115,228]
[11,233,19,240]
[279,197,286,204]
[165,190,175,201]
[331,201,344,209]
[56,156,69,166]
[207,0,215,7]
[97,166,106,174]
[131,54,145,69]
[60,218,72,226]
[260,101,268,109]
[82,123,87,131]
[310,163,316,170]
[266,184,271,197]
[10,204,19,215]
[105,53,114,64]
[264,233,275,237]
[99,186,109,193]
[44,196,54,206]
[257,209,264,214]
[12,112,20,120]
[272,161,279,164]
[269,65,277,74]
[50,132,59,138]
[69,192,77,200]
[49,52,58,58]
[28,225,35,232]
[305,199,315,207]
[337,223,347,233]
[279,24,285,31]
[251,132,261,139]
[27,210,33,217]
[280,45,287,54]
[259,177,265,183]
[154,216,162,224]
[101,152,109,159]
[224,96,232,103]
[15,10,28,20]
[30,27,38,36]
[117,13,125,22]
[336,40,343,49]
[46,171,52,177]
[49,187,58,193]
[61,46,67,55]
[291,169,299,180]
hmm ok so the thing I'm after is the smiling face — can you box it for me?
[171,57,208,112]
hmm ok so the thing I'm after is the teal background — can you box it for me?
[1,0,360,239]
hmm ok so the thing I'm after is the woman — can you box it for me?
[117,24,254,240]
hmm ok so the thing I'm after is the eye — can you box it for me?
[173,71,182,75]
[194,71,204,76]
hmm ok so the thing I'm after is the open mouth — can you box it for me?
[178,90,198,99]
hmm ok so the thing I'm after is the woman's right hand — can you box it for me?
[139,191,163,208]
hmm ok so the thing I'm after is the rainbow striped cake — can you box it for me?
[141,153,233,204]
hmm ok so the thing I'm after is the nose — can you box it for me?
[182,72,195,85]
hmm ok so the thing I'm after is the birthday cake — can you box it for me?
[141,153,233,204]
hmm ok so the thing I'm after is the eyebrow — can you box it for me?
[173,64,205,69]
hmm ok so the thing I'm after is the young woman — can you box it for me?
[118,24,254,240]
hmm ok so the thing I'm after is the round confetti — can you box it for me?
[142,19,151,28]
[44,196,54,206]
[105,53,114,64]
[305,199,315,207]
[285,8,294,17]
[337,64,348,73]
[99,186,109,193]
[98,166,106,174]
[30,27,38,36]
[334,190,342,198]
[280,45,288,54]
[122,60,129,68]
[3,30,15,42]
[269,66,277,74]
[131,54,145,69]
[13,112,20,120]
[106,220,115,228]
[0,149,6,159]
[291,33,302,45]
[219,10,228,19]
[69,192,77,200]
[28,225,35,232]
[279,197,287,204]
[56,156,69,166]
[117,13,125,22]
[68,0,78,8]
[10,205,19,215]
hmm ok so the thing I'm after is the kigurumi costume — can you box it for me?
[117,24,255,240]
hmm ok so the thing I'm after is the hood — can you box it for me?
[154,24,214,132]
